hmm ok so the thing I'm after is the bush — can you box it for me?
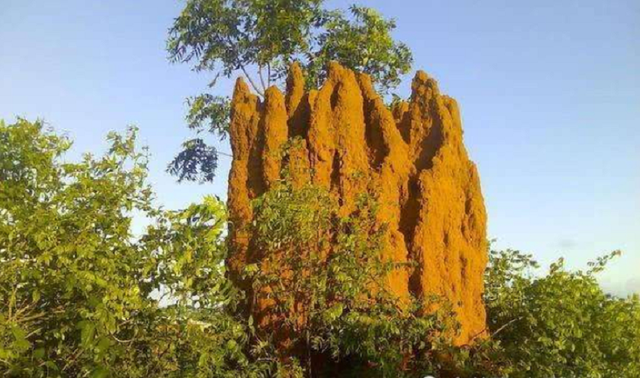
[486,249,640,377]
[0,120,263,377]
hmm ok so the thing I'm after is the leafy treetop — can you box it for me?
[166,0,413,183]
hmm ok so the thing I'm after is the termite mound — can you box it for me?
[227,62,488,347]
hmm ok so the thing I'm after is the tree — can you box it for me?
[485,249,640,377]
[0,119,157,376]
[0,119,264,377]
[166,0,413,183]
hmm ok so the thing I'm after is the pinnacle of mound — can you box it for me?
[261,86,288,188]
[227,78,261,284]
[285,62,309,138]
[227,63,488,345]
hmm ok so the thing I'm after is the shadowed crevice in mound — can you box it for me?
[226,62,488,346]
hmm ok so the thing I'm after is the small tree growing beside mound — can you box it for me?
[247,180,458,376]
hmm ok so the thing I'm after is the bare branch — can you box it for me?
[267,63,272,87]
[239,65,264,97]
[258,65,267,92]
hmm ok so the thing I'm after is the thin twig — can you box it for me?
[113,334,136,344]
[62,348,84,372]
[468,316,521,343]
[239,65,264,97]
[490,317,520,338]
[258,65,267,92]
[267,63,272,87]
[223,35,263,96]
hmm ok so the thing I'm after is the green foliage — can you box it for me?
[308,6,412,91]
[167,0,413,182]
[0,120,263,377]
[485,249,640,377]
[137,197,266,377]
[166,94,230,183]
[167,138,219,183]
[3,120,639,377]
[1,119,155,376]
[168,0,411,94]
[247,180,494,377]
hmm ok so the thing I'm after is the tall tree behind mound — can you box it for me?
[227,62,487,346]
[166,0,413,183]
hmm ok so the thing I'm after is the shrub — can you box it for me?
[486,249,640,377]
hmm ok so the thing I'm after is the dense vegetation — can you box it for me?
[1,120,639,377]
[486,249,640,377]
[0,120,257,377]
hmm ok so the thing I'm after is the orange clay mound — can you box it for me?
[227,62,488,345]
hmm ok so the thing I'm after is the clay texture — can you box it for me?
[227,63,488,345]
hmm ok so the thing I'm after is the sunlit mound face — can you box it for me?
[226,62,488,347]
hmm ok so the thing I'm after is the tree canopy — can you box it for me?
[166,0,413,183]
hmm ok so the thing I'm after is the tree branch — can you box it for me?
[468,316,521,344]
[267,62,272,87]
[239,64,264,97]
[223,35,264,96]
[258,65,267,92]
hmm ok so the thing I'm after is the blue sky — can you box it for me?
[1,0,638,294]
